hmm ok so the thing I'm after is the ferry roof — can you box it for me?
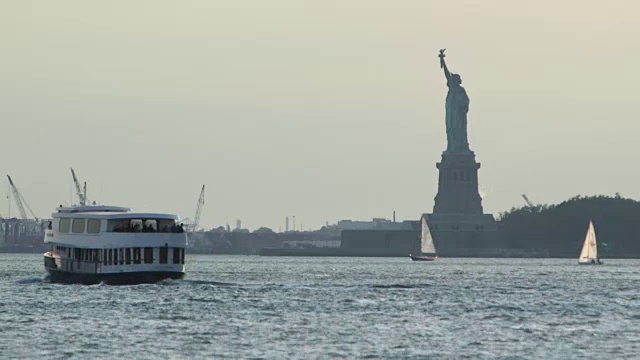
[53,212,178,220]
[52,211,179,220]
[53,205,178,220]
[56,205,132,213]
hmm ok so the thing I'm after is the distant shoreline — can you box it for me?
[3,245,633,259]
[1,248,634,259]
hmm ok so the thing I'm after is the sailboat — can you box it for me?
[410,217,438,261]
[578,221,603,265]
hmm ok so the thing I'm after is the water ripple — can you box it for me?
[1,255,639,358]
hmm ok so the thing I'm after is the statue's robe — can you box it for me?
[445,84,470,153]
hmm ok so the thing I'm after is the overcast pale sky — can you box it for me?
[1,1,639,230]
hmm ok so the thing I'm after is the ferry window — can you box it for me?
[113,249,118,265]
[108,249,113,265]
[75,248,81,261]
[143,219,157,233]
[59,218,71,233]
[103,249,108,265]
[107,218,174,233]
[158,219,176,233]
[172,248,181,264]
[72,219,86,234]
[107,219,131,232]
[125,248,132,265]
[159,247,168,264]
[133,248,141,264]
[129,219,143,232]
[87,219,101,234]
[119,248,124,265]
[181,247,185,264]
[144,247,153,264]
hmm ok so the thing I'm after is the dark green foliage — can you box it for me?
[497,195,640,257]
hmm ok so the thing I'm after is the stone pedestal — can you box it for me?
[422,213,501,256]
[425,151,501,255]
[433,152,483,215]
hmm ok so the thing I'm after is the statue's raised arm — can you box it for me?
[438,49,450,82]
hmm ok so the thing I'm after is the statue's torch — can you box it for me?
[438,48,446,68]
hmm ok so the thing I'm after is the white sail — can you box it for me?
[420,217,436,255]
[578,221,598,262]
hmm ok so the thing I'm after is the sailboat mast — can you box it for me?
[412,234,420,255]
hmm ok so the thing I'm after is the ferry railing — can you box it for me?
[55,258,101,274]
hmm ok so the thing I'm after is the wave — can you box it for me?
[187,297,224,303]
[370,284,431,289]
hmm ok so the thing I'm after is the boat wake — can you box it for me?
[17,276,236,287]
[16,276,48,284]
[178,279,237,286]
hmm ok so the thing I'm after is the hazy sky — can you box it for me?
[1,1,639,230]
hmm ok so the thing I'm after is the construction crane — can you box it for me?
[522,194,534,207]
[7,175,38,220]
[70,167,87,206]
[189,185,205,235]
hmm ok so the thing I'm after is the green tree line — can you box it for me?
[497,195,640,257]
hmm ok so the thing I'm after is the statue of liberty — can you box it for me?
[439,49,471,154]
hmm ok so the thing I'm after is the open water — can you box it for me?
[1,254,639,359]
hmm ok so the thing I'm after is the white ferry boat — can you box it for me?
[43,205,187,284]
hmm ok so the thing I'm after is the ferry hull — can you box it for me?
[45,268,184,285]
